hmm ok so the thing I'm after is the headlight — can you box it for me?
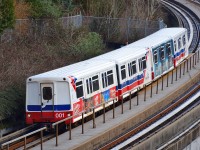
[27,114,31,118]
[67,114,71,117]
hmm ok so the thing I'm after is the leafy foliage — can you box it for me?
[0,0,15,33]
[72,32,104,59]
[26,0,62,19]
[0,86,25,120]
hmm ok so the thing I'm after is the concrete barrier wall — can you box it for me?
[74,72,200,150]
[132,101,200,150]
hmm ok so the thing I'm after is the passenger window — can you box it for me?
[182,35,186,46]
[128,61,137,77]
[178,38,181,49]
[86,76,99,94]
[138,56,146,72]
[101,70,114,88]
[76,81,83,98]
[167,43,171,56]
[121,65,126,80]
[43,87,52,100]
[174,41,177,52]
[92,75,99,92]
[160,47,165,60]
[154,50,158,64]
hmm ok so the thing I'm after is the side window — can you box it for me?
[121,65,126,80]
[76,81,83,98]
[86,75,99,94]
[160,46,165,60]
[174,41,177,52]
[138,56,146,72]
[182,35,186,46]
[92,75,99,92]
[154,50,158,64]
[128,60,137,77]
[101,70,114,88]
[178,38,181,49]
[166,43,171,56]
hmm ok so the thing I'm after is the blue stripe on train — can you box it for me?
[27,104,71,111]
[174,48,185,58]
[118,73,144,90]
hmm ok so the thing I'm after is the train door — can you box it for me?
[40,83,54,117]
[119,64,127,96]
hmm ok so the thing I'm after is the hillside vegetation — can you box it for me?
[0,0,162,125]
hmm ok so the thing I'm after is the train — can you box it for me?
[26,27,188,125]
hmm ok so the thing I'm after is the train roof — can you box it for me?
[28,59,115,81]
[91,46,146,64]
[126,28,186,48]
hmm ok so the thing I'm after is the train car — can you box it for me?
[26,60,118,124]
[91,46,152,99]
[26,27,189,125]
[126,28,188,79]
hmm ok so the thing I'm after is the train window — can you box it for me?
[182,35,186,46]
[179,38,182,49]
[43,87,52,100]
[154,51,158,64]
[76,81,83,98]
[107,70,114,86]
[139,57,146,72]
[102,74,105,88]
[92,75,99,92]
[121,65,126,80]
[160,47,165,60]
[101,70,114,88]
[128,61,136,77]
[142,57,146,69]
[167,43,171,56]
[174,41,177,52]
[86,79,90,94]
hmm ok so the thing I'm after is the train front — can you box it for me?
[26,76,72,125]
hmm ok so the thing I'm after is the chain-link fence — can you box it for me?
[0,15,166,44]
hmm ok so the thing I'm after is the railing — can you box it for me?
[1,127,47,150]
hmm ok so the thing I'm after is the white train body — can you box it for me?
[26,28,188,124]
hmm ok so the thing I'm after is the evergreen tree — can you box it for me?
[0,0,15,34]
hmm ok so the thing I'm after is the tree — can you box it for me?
[0,0,15,34]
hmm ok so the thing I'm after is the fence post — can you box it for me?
[40,130,43,150]
[93,108,96,128]
[161,75,163,91]
[190,57,192,70]
[69,119,72,140]
[56,124,58,146]
[171,70,173,84]
[82,113,84,134]
[144,85,146,101]
[129,93,132,110]
[179,63,181,78]
[121,96,124,114]
[176,67,178,81]
[187,59,189,72]
[166,72,169,87]
[183,61,185,75]
[24,137,26,150]
[103,103,105,123]
[150,83,153,98]
[113,100,115,119]
[137,88,139,105]
[156,79,158,94]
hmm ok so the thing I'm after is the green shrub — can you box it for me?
[72,32,104,59]
[0,0,15,34]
